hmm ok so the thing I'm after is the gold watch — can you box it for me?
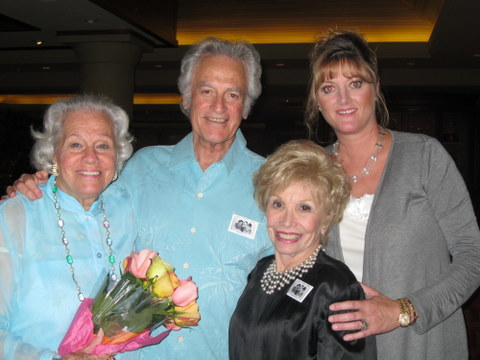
[396,298,414,327]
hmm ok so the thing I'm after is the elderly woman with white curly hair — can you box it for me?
[0,95,137,360]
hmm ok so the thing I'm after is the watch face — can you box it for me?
[399,313,410,327]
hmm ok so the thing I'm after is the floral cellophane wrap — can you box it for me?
[58,249,200,356]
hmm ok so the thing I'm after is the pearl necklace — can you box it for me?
[333,127,386,183]
[52,177,117,302]
[260,245,321,295]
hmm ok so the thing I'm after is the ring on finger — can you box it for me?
[361,319,368,331]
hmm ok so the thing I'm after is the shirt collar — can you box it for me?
[169,129,247,174]
[44,175,102,215]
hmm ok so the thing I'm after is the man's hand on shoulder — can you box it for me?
[1,170,49,201]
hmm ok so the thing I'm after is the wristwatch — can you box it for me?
[396,298,416,327]
[398,308,410,327]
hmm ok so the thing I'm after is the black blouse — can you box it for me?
[229,251,376,359]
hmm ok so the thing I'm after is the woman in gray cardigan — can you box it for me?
[305,29,480,360]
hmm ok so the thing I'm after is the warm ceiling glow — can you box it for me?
[176,0,436,45]
[133,93,180,105]
[0,94,75,104]
[0,94,180,105]
[176,28,433,45]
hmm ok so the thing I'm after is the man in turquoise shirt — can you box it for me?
[120,37,273,360]
[120,130,271,359]
[8,37,272,359]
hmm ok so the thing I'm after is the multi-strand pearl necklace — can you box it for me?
[52,177,116,302]
[260,245,321,295]
[333,127,386,183]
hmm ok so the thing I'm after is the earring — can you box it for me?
[51,163,59,176]
[112,172,118,181]
[321,225,327,235]
[317,106,322,112]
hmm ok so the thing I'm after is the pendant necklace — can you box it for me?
[52,177,117,302]
[260,245,321,295]
[333,127,386,183]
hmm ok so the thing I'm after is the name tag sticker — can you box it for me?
[287,279,313,303]
[228,214,258,239]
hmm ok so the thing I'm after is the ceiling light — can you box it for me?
[41,66,51,70]
[35,40,44,46]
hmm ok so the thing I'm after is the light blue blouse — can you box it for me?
[117,131,273,360]
[0,176,138,360]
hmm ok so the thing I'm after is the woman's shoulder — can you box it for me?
[0,184,49,213]
[391,130,443,148]
[248,254,275,278]
[390,130,452,164]
[315,251,359,287]
[256,254,275,269]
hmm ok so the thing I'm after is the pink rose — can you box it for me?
[172,277,198,307]
[128,249,158,279]
[164,320,181,331]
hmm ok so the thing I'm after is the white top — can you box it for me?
[339,194,374,281]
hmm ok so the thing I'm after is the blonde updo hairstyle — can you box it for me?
[253,140,350,243]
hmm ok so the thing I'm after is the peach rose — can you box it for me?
[152,272,177,298]
[173,301,201,327]
[146,256,174,280]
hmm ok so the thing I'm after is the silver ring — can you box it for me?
[361,319,368,331]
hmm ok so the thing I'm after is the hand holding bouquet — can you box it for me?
[58,250,200,356]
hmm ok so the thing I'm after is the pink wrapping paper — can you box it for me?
[58,298,170,356]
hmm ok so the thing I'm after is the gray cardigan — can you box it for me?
[326,131,480,360]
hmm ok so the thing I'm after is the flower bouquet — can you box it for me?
[58,249,200,356]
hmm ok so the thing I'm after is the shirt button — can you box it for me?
[183,263,189,269]
[177,336,184,342]
[190,227,196,233]
[197,192,203,199]
[97,252,102,258]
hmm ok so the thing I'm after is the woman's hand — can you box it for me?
[59,329,115,360]
[2,170,49,201]
[328,283,401,341]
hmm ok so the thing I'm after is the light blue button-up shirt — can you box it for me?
[0,176,137,360]
[117,131,273,359]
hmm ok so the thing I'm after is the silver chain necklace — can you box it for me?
[260,245,321,295]
[52,177,116,302]
[333,127,386,183]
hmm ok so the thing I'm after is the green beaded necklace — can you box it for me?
[52,177,116,302]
